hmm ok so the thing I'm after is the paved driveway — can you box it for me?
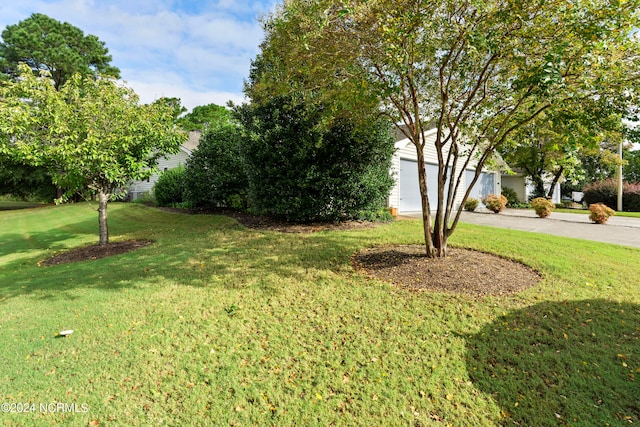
[402,209,640,248]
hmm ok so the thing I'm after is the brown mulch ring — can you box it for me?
[39,240,153,267]
[352,245,542,297]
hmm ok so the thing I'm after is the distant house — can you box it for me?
[501,170,562,204]
[127,131,201,200]
[388,127,501,213]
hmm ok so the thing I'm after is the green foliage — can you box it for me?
[583,179,640,212]
[0,64,186,244]
[0,13,120,89]
[588,203,615,224]
[0,159,56,201]
[482,194,507,213]
[236,97,395,222]
[131,190,156,205]
[154,167,186,207]
[501,187,520,208]
[625,149,640,183]
[530,197,554,218]
[178,103,232,131]
[463,197,479,212]
[357,208,394,222]
[183,124,248,208]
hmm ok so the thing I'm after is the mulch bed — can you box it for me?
[39,240,153,266]
[40,208,542,297]
[352,245,542,297]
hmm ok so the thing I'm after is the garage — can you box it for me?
[399,159,450,212]
[465,169,496,200]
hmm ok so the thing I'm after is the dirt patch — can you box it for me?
[40,240,153,266]
[352,245,541,297]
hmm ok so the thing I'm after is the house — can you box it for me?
[501,170,562,204]
[127,130,201,200]
[388,127,501,213]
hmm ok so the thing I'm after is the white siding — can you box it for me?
[128,149,190,200]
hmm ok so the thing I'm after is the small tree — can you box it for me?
[0,65,186,245]
[178,103,232,132]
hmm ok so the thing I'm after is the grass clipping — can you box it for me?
[353,245,541,297]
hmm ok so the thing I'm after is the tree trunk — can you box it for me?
[416,145,439,258]
[546,167,564,200]
[98,190,109,246]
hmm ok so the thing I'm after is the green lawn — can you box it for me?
[1,203,638,426]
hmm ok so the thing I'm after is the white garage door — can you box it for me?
[399,159,449,212]
[465,169,495,200]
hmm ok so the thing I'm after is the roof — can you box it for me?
[182,130,202,155]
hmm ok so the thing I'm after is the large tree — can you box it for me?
[0,13,120,90]
[0,65,186,245]
[253,0,640,257]
[178,103,232,131]
[500,99,631,199]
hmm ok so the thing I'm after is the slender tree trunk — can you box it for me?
[98,190,109,246]
[416,145,438,258]
[547,167,564,200]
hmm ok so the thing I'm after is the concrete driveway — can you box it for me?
[401,209,640,248]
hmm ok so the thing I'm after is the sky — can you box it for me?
[0,0,278,112]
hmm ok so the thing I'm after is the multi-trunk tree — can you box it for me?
[253,0,640,257]
[0,65,186,245]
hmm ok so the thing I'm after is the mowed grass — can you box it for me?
[0,203,638,426]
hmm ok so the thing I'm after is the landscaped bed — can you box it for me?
[1,203,638,426]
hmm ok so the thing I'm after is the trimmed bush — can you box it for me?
[583,179,640,212]
[183,124,248,208]
[589,203,615,224]
[153,166,186,207]
[236,98,395,223]
[530,197,554,218]
[482,194,507,213]
[463,197,479,212]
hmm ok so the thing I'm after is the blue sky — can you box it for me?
[0,0,278,112]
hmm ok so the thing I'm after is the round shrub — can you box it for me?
[530,197,554,218]
[183,124,248,208]
[153,166,186,207]
[589,203,615,224]
[463,197,479,212]
[482,194,507,213]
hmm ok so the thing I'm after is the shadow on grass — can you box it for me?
[466,299,640,425]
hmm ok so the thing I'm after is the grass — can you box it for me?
[0,203,639,426]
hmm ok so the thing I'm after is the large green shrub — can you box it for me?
[153,166,186,207]
[236,97,394,222]
[183,124,248,208]
[583,179,640,212]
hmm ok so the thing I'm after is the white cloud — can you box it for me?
[0,0,272,110]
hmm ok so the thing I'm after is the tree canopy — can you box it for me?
[0,13,120,90]
[0,65,186,245]
[255,0,640,256]
[178,103,232,131]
